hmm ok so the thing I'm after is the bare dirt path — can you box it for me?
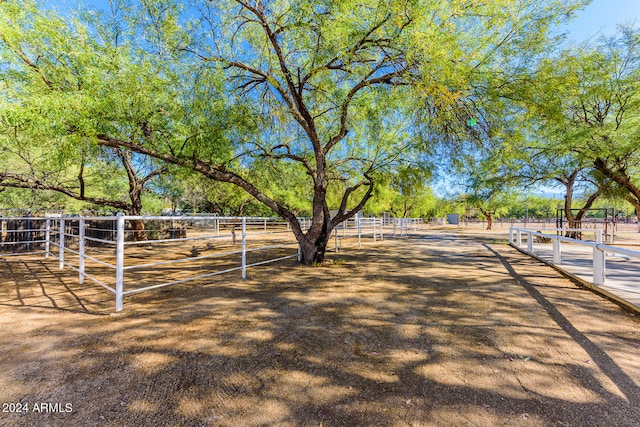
[1,230,639,426]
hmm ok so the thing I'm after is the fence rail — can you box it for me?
[2,214,422,312]
[509,227,640,290]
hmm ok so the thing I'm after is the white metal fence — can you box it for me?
[2,214,422,312]
[327,217,422,252]
[509,227,640,290]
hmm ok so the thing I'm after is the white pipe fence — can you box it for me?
[329,217,422,252]
[42,215,302,312]
[509,227,640,288]
[2,214,422,312]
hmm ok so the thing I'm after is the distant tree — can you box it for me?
[463,185,511,230]
[387,165,435,219]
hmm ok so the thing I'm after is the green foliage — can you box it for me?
[364,164,436,218]
[0,0,593,259]
[515,26,640,216]
[0,0,183,213]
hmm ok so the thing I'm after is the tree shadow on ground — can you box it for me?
[485,243,640,408]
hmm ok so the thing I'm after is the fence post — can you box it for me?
[508,228,513,245]
[115,213,125,312]
[593,246,605,285]
[373,218,377,243]
[393,220,397,238]
[334,228,338,252]
[59,218,65,269]
[241,217,247,279]
[552,237,561,264]
[26,210,31,251]
[358,218,361,247]
[516,230,522,246]
[79,218,85,285]
[595,229,602,244]
[380,218,384,240]
[610,226,615,244]
[45,217,51,259]
[526,231,533,252]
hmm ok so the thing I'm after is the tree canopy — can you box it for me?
[0,0,596,262]
[517,26,640,222]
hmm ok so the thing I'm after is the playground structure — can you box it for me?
[0,214,422,312]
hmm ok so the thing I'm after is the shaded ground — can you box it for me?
[1,229,639,426]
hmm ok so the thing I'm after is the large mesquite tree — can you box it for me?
[583,31,640,221]
[0,0,584,264]
[99,0,581,264]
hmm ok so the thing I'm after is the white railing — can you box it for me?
[328,217,422,252]
[509,227,640,288]
[42,214,300,312]
[8,214,422,312]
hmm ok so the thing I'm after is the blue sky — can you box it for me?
[562,0,640,42]
[56,0,639,35]
[50,1,639,45]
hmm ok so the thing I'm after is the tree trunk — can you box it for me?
[628,198,640,233]
[562,172,579,238]
[595,157,640,233]
[477,206,493,230]
[129,190,147,241]
[290,204,339,265]
[131,219,147,241]
[565,212,582,239]
[560,171,591,239]
[298,232,331,265]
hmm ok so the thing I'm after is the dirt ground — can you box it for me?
[1,228,639,426]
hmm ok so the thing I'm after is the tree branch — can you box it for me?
[0,172,132,211]
[0,30,54,89]
[324,64,410,154]
[232,0,321,150]
[96,133,303,234]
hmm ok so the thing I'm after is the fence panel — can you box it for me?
[4,214,424,312]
